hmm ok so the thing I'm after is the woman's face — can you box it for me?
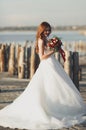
[43,27,51,38]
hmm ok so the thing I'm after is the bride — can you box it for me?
[0,21,86,129]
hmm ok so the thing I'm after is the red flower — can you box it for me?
[48,37,66,62]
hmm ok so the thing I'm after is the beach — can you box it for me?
[0,61,86,130]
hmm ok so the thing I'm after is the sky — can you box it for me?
[0,0,86,27]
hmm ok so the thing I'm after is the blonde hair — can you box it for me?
[35,21,51,53]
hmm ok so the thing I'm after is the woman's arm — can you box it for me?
[38,39,54,60]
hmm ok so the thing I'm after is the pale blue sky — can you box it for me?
[0,0,86,27]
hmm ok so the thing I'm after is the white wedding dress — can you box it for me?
[0,53,86,129]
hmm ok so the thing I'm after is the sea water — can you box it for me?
[0,30,86,43]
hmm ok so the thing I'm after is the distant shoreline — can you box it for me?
[0,25,86,32]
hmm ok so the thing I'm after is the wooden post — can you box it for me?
[78,67,82,81]
[0,44,5,72]
[0,49,1,71]
[27,46,31,78]
[18,46,25,79]
[73,52,79,90]
[4,44,10,71]
[35,51,40,71]
[8,44,15,75]
[30,47,36,79]
[15,44,20,75]
[64,51,73,80]
[30,46,40,79]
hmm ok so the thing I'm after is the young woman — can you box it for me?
[0,21,86,129]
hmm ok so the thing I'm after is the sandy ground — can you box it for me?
[0,65,86,130]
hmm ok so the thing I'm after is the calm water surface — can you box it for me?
[0,31,86,43]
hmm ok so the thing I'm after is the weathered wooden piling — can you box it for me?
[78,67,82,81]
[18,46,25,79]
[64,51,73,80]
[73,52,79,90]
[8,44,15,75]
[4,44,10,71]
[0,41,85,86]
[0,44,5,72]
[30,46,40,79]
[26,46,31,78]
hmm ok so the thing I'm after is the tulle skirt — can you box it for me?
[0,55,86,129]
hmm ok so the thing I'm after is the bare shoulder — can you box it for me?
[38,38,44,47]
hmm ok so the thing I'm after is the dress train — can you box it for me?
[0,55,86,129]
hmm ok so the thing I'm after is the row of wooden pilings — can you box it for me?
[0,43,80,90]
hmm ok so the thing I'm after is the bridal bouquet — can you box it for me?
[48,36,66,62]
